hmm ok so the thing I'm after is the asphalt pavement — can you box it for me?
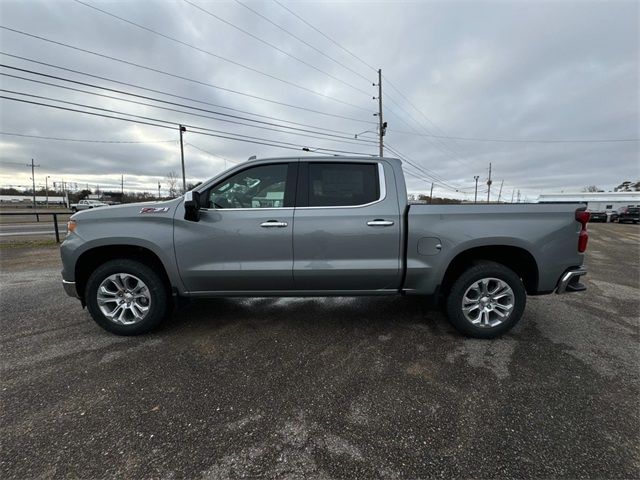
[0,223,638,479]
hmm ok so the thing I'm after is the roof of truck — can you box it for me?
[241,155,402,165]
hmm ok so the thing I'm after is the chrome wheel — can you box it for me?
[97,273,151,325]
[461,277,514,328]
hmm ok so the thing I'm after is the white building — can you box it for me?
[537,191,640,213]
[0,195,66,205]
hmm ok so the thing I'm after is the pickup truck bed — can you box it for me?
[61,156,589,339]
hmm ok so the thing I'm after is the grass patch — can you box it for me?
[0,239,59,249]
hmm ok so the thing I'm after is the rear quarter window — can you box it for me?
[308,163,380,207]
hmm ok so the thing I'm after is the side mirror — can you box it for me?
[184,190,201,222]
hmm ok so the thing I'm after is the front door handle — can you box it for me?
[367,219,394,226]
[260,220,288,228]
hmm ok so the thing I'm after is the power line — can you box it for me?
[0,29,377,125]
[264,2,474,167]
[0,52,373,134]
[0,94,376,156]
[268,4,639,146]
[181,0,371,96]
[0,131,175,144]
[2,88,373,151]
[383,75,467,153]
[1,69,377,147]
[234,0,373,84]
[384,100,472,168]
[390,128,640,143]
[185,142,236,162]
[73,0,371,112]
[385,142,464,191]
[273,0,377,73]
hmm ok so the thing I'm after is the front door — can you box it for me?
[292,161,402,291]
[174,161,297,293]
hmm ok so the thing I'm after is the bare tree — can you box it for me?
[582,185,602,192]
[166,171,179,198]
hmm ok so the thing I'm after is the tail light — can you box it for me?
[575,209,589,253]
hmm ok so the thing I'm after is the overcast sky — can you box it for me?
[0,0,638,200]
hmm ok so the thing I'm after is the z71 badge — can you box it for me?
[140,207,170,214]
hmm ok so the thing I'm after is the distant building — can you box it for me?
[537,191,640,215]
[0,195,66,205]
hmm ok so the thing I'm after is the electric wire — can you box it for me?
[1,71,377,148]
[0,94,377,156]
[385,143,465,191]
[0,52,372,134]
[73,1,371,111]
[185,142,238,165]
[0,131,175,144]
[0,28,377,125]
[234,0,373,84]
[273,0,378,73]
[181,0,371,96]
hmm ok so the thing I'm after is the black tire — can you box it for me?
[85,259,169,335]
[445,261,526,339]
[71,207,77,213]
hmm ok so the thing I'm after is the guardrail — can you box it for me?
[0,212,64,243]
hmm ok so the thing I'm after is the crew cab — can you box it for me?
[61,156,589,338]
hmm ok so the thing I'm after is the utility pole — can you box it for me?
[158,182,161,200]
[179,125,187,192]
[375,69,386,157]
[497,179,504,203]
[486,162,492,203]
[45,175,50,208]
[473,175,479,204]
[28,158,40,213]
[429,182,434,204]
[121,175,124,196]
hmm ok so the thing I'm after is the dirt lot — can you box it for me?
[1,223,638,479]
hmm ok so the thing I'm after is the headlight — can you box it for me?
[67,219,77,235]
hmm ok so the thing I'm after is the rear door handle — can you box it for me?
[367,219,394,226]
[260,220,288,228]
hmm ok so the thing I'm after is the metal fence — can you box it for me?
[0,212,64,243]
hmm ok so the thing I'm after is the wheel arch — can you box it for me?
[440,245,540,295]
[75,244,173,301]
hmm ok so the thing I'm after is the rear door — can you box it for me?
[292,160,402,291]
[174,161,297,293]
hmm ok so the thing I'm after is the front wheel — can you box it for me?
[85,259,169,335]
[445,261,526,339]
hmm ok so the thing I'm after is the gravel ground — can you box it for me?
[1,223,638,479]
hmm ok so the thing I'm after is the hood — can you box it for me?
[71,197,183,221]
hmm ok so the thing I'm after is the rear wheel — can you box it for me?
[445,261,526,339]
[85,259,169,335]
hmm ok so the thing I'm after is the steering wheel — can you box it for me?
[229,193,249,208]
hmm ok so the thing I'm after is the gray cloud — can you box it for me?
[0,0,638,199]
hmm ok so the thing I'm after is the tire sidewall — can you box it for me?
[446,261,526,339]
[85,259,168,335]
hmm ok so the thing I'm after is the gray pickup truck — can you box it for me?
[61,156,589,338]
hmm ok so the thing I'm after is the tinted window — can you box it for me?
[207,164,288,209]
[308,163,379,207]
[606,205,613,209]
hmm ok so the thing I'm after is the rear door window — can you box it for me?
[307,163,380,207]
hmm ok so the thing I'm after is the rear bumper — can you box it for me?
[62,279,79,298]
[556,266,587,294]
